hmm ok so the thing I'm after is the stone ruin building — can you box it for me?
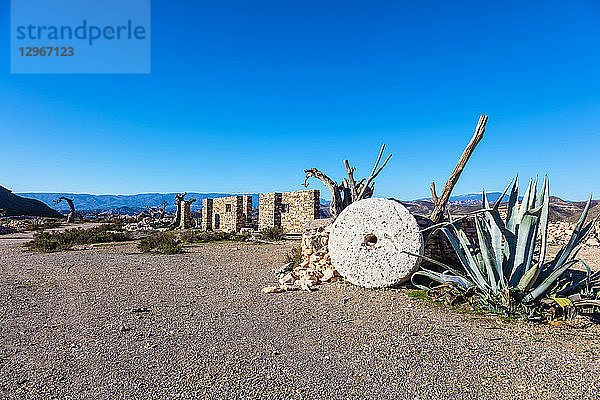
[173,193,196,229]
[200,190,320,234]
[201,195,253,232]
[258,190,320,234]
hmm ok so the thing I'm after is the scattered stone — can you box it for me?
[273,262,293,275]
[0,225,17,235]
[278,272,296,285]
[262,216,339,294]
[280,284,300,291]
[261,286,285,294]
[124,217,174,232]
[546,221,600,247]
[130,307,151,313]
[321,268,335,282]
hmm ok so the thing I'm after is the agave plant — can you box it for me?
[410,176,600,318]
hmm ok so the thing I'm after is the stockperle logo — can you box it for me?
[11,0,151,74]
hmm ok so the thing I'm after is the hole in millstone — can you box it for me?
[364,234,378,247]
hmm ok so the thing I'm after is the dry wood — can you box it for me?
[429,115,488,223]
[304,145,391,218]
[357,144,392,200]
[344,160,358,200]
[55,196,76,223]
[304,168,345,217]
[430,182,439,206]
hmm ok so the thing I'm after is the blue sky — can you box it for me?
[1,0,599,201]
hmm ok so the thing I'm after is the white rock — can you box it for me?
[321,268,335,282]
[261,286,284,294]
[278,272,296,285]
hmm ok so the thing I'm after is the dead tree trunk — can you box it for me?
[429,115,488,224]
[179,198,196,229]
[159,201,167,219]
[54,197,76,223]
[172,192,187,228]
[304,144,392,218]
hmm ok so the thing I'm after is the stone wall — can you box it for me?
[415,216,479,266]
[179,200,194,229]
[242,196,253,227]
[202,195,251,232]
[258,193,279,231]
[259,190,320,234]
[201,199,213,230]
[280,190,320,234]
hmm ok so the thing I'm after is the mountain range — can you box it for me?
[17,192,261,214]
[6,189,599,222]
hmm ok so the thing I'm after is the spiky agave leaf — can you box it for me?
[411,269,474,291]
[517,262,540,292]
[413,177,597,319]
[509,208,541,287]
[523,196,594,302]
[556,260,598,297]
[474,216,499,293]
[503,176,520,277]
[524,259,581,303]
[402,250,469,281]
[542,195,594,278]
[437,226,489,290]
[537,177,550,267]
[483,210,506,288]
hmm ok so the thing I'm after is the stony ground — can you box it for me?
[1,232,600,399]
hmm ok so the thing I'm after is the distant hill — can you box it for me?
[415,191,518,205]
[16,190,596,222]
[0,186,63,218]
[402,194,599,222]
[18,192,261,213]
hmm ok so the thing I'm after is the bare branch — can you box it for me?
[343,160,358,201]
[430,114,488,223]
[357,145,392,200]
[304,168,344,217]
[430,182,439,206]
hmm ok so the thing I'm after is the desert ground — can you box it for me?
[1,229,600,399]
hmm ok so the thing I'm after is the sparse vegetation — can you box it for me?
[27,226,132,252]
[260,226,284,241]
[180,230,249,244]
[99,221,126,232]
[284,246,302,267]
[23,218,62,231]
[138,232,183,254]
[406,289,428,300]
[412,176,600,321]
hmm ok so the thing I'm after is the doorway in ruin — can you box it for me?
[214,214,220,230]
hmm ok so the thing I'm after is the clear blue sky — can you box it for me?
[1,0,599,201]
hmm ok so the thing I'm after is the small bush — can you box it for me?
[260,226,284,241]
[180,230,249,244]
[284,246,302,267]
[23,218,62,232]
[98,221,125,232]
[138,232,183,254]
[27,232,71,252]
[27,226,132,253]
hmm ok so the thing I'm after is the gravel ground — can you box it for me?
[1,236,600,399]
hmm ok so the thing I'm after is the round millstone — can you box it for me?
[329,198,424,288]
